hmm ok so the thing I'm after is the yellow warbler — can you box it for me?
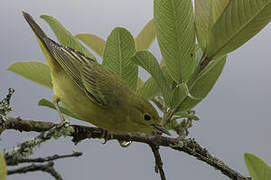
[22,12,170,135]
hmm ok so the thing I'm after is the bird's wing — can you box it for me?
[45,39,94,87]
[23,12,110,106]
[44,39,112,106]
[80,63,122,107]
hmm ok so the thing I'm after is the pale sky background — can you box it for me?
[1,1,271,180]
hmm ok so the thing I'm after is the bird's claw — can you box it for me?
[101,129,113,144]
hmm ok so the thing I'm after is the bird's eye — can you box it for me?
[144,114,151,121]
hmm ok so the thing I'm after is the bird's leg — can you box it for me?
[101,129,113,144]
[101,129,132,147]
[52,95,65,123]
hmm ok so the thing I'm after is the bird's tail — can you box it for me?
[22,11,62,72]
[22,11,48,43]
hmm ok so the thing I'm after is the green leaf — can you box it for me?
[194,45,204,67]
[244,153,271,180]
[191,55,227,98]
[137,77,144,88]
[207,0,271,58]
[103,27,137,91]
[186,45,204,86]
[177,97,199,113]
[131,50,173,106]
[165,119,178,130]
[135,19,156,50]
[76,19,155,57]
[40,15,96,60]
[212,0,230,20]
[38,99,79,119]
[154,0,195,83]
[136,76,160,99]
[0,153,6,180]
[195,0,229,49]
[7,61,52,89]
[173,111,200,121]
[178,55,227,112]
[136,66,173,99]
[171,83,189,110]
[131,51,168,93]
[76,34,105,57]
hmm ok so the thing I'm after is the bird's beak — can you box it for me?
[152,124,171,136]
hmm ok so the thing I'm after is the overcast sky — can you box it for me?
[1,1,271,180]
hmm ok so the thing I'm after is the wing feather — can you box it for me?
[80,63,123,107]
[23,12,111,107]
[44,39,109,106]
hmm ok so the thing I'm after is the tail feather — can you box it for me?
[22,11,63,72]
[22,11,48,42]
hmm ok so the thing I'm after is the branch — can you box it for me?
[149,144,166,180]
[7,161,62,180]
[1,116,54,133]
[3,119,73,164]
[170,139,249,180]
[6,152,82,166]
[0,88,15,123]
[2,117,250,180]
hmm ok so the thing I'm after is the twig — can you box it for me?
[0,88,15,123]
[149,144,166,180]
[3,119,73,164]
[1,116,54,134]
[1,117,250,180]
[6,152,82,166]
[171,139,249,180]
[7,161,63,180]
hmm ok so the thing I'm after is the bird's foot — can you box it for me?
[52,95,66,123]
[101,129,113,144]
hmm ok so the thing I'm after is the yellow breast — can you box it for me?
[51,71,128,132]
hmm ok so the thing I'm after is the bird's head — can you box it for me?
[127,96,170,135]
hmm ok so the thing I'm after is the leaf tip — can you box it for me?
[40,14,51,20]
[6,64,14,71]
[38,98,47,106]
[75,34,82,38]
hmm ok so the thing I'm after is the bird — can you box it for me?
[22,12,170,135]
